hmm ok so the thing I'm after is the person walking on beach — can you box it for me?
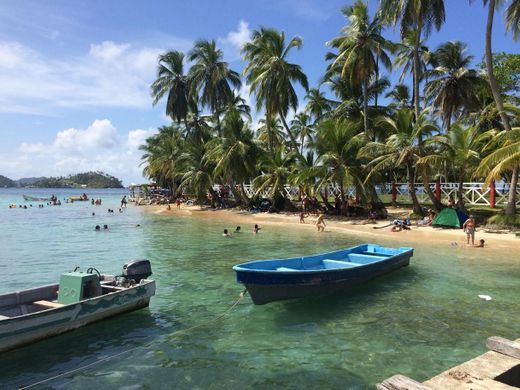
[316,212,326,232]
[463,216,476,245]
[300,211,306,224]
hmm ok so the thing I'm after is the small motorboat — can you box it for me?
[23,195,51,202]
[233,244,413,305]
[0,260,155,352]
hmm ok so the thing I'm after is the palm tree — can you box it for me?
[204,110,260,203]
[150,51,190,126]
[359,108,437,214]
[188,39,241,136]
[256,116,286,150]
[476,128,520,192]
[425,41,483,131]
[253,146,297,209]
[242,27,309,153]
[139,125,185,195]
[291,112,314,155]
[418,123,490,209]
[177,141,215,204]
[327,0,392,135]
[305,88,334,123]
[314,119,366,212]
[379,0,446,122]
[221,91,252,121]
[471,0,519,215]
[386,84,412,109]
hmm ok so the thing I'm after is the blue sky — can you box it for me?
[0,0,517,185]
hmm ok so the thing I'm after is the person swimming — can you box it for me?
[103,224,108,230]
[235,226,241,233]
[253,224,261,234]
[95,225,100,231]
[222,228,232,237]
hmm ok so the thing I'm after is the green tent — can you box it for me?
[432,208,465,228]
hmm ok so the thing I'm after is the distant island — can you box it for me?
[0,171,124,188]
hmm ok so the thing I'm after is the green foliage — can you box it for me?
[32,172,123,188]
[487,214,520,228]
[0,175,15,187]
[479,52,520,103]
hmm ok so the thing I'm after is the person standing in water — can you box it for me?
[121,195,127,208]
[462,216,476,245]
[316,212,326,232]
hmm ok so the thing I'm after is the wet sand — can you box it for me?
[144,204,519,252]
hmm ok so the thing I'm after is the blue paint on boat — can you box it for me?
[233,243,413,305]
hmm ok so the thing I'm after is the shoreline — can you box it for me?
[143,204,519,251]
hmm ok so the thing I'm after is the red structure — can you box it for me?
[435,179,441,202]
[391,182,397,203]
[489,180,496,209]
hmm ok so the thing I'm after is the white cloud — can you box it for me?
[0,38,185,114]
[218,20,251,61]
[12,119,157,184]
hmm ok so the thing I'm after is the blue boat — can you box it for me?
[233,243,413,305]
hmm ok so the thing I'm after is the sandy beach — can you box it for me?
[146,204,519,252]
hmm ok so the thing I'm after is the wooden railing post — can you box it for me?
[489,180,496,208]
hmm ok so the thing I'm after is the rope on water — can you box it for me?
[19,288,248,390]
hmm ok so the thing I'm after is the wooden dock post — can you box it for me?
[486,336,520,359]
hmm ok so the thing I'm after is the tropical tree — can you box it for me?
[188,39,241,135]
[327,0,393,135]
[253,146,297,209]
[139,125,185,194]
[257,117,286,150]
[471,0,520,215]
[291,112,314,155]
[242,27,309,153]
[204,110,260,203]
[386,84,412,109]
[305,88,334,123]
[177,141,216,204]
[379,0,446,122]
[150,51,190,127]
[425,41,483,131]
[418,123,490,209]
[359,108,438,214]
[314,119,366,213]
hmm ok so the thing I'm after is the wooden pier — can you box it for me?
[378,336,520,389]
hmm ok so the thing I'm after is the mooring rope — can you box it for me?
[19,288,248,390]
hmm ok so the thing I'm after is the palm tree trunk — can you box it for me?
[420,173,443,211]
[505,166,519,216]
[362,77,369,138]
[485,0,517,216]
[413,22,423,142]
[407,163,422,214]
[279,113,301,154]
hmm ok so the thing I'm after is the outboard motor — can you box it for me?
[122,260,152,283]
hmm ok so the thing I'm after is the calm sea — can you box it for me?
[0,188,519,389]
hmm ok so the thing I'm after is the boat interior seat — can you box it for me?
[34,300,65,309]
[347,254,387,264]
[276,267,300,272]
[322,260,361,269]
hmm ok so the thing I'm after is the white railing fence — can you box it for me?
[212,182,520,206]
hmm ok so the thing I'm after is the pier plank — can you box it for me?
[377,374,432,390]
[487,336,520,359]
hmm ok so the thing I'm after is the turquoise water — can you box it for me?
[0,188,519,389]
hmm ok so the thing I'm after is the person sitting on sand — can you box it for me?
[222,228,232,237]
[462,216,476,245]
[253,224,261,234]
[316,213,326,232]
[418,209,434,226]
[391,219,410,232]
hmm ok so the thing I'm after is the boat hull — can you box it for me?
[233,244,413,305]
[0,280,155,352]
[244,256,409,304]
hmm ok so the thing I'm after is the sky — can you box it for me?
[0,0,517,185]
